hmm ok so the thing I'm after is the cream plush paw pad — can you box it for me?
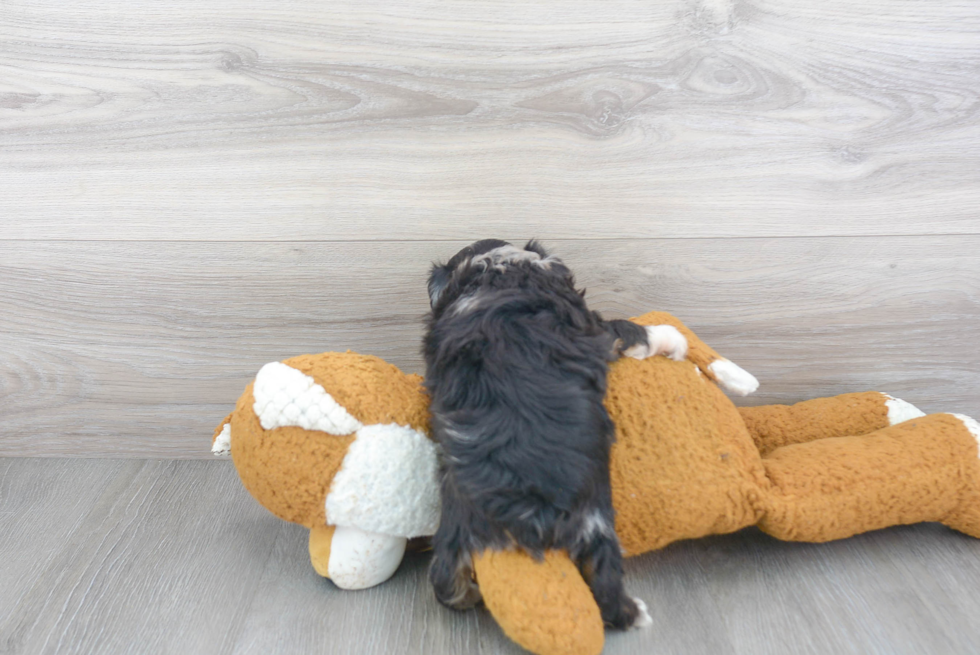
[883,394,926,425]
[708,359,759,396]
[950,413,980,451]
[328,526,408,590]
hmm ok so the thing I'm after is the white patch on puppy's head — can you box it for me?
[471,245,561,272]
[450,292,483,317]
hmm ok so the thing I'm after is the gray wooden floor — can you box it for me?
[3,457,980,655]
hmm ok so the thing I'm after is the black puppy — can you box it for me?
[424,239,685,629]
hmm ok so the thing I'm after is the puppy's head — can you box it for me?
[427,239,564,310]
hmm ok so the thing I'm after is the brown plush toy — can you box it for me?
[213,312,980,655]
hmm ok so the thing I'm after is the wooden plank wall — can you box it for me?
[2,0,978,457]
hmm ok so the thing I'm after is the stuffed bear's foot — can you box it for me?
[308,524,407,590]
[883,394,926,425]
[941,413,980,538]
[760,413,980,543]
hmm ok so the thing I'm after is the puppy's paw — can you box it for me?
[602,594,651,630]
[630,597,653,629]
[625,325,688,362]
[708,359,759,396]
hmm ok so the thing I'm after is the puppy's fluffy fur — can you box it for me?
[424,239,649,629]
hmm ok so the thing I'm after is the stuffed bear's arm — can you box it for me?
[631,311,759,396]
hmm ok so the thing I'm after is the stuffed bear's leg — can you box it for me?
[940,414,980,536]
[757,413,980,542]
[308,523,407,589]
[738,392,925,457]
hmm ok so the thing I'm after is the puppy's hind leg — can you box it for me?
[429,488,483,610]
[429,544,482,610]
[573,514,651,630]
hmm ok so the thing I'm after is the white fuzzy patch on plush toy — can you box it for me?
[950,414,980,454]
[212,423,231,456]
[327,525,408,590]
[325,423,441,538]
[709,359,759,396]
[252,361,363,435]
[883,394,926,425]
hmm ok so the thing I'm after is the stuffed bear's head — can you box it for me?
[214,352,439,539]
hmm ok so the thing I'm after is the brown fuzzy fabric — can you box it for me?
[473,549,604,655]
[761,412,980,542]
[739,392,891,456]
[283,351,431,434]
[231,383,355,528]
[605,355,768,554]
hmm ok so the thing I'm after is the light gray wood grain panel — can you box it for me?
[4,458,980,654]
[2,237,977,457]
[2,0,978,240]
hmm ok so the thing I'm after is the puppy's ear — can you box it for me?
[428,263,452,308]
[524,239,548,257]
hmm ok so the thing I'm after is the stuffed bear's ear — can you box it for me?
[428,263,452,308]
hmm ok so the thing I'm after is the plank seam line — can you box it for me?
[2,233,979,244]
